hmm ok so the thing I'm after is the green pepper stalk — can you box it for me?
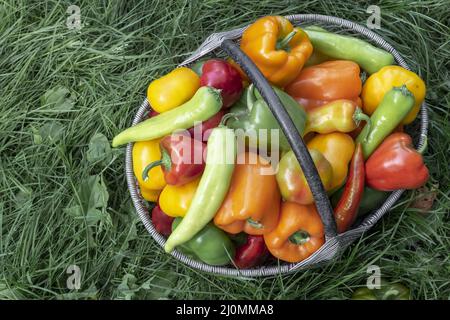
[164,126,236,253]
[356,85,415,159]
[112,86,222,147]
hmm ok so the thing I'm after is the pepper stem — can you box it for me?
[353,107,372,142]
[247,218,263,229]
[289,230,310,245]
[417,136,428,154]
[220,112,240,126]
[142,148,172,181]
[276,30,297,51]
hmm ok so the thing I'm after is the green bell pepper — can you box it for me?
[171,217,235,266]
[331,186,389,218]
[351,282,411,300]
[226,84,307,151]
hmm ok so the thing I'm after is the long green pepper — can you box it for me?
[357,85,415,159]
[165,126,236,253]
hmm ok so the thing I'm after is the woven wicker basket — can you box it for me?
[125,14,428,277]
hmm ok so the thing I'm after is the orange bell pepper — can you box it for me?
[240,16,313,88]
[264,202,325,263]
[285,60,362,111]
[213,152,281,235]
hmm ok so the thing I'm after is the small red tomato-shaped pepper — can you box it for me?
[234,235,269,269]
[187,110,225,141]
[143,134,206,186]
[151,205,174,237]
[365,133,429,191]
[200,59,243,108]
[333,143,365,233]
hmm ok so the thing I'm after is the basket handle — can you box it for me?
[220,39,337,239]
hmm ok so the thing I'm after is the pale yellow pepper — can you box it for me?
[158,178,200,217]
[147,67,200,113]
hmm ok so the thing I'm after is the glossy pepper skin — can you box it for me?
[357,85,415,159]
[158,178,200,218]
[331,186,389,218]
[304,99,371,135]
[365,133,429,191]
[307,133,355,192]
[351,282,410,300]
[151,205,174,237]
[240,16,313,88]
[226,84,306,151]
[140,188,161,202]
[233,235,269,269]
[333,143,365,233]
[285,60,362,112]
[214,152,281,235]
[276,149,333,205]
[165,127,236,253]
[172,218,235,266]
[304,26,394,74]
[264,202,325,263]
[187,110,225,142]
[142,134,206,186]
[362,66,426,124]
[132,139,166,191]
[147,67,200,113]
[199,59,243,108]
[113,87,222,147]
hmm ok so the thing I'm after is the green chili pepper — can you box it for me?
[357,85,415,159]
[226,84,306,151]
[165,126,236,253]
[351,282,411,300]
[304,26,395,74]
[331,186,390,218]
[171,217,235,266]
[112,86,222,147]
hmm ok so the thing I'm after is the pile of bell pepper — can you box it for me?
[112,16,429,267]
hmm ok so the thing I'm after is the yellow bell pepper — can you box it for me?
[307,132,355,192]
[147,67,200,113]
[132,139,166,191]
[158,178,200,217]
[362,66,426,124]
[240,16,313,88]
[140,187,161,202]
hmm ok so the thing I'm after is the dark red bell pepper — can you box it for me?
[200,59,243,108]
[233,235,269,269]
[187,110,225,141]
[365,133,429,191]
[333,143,365,233]
[151,205,174,237]
[142,134,206,185]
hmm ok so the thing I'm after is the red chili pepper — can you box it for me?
[187,110,225,141]
[151,205,174,237]
[200,59,243,108]
[333,143,365,233]
[142,134,206,186]
[365,132,429,191]
[233,235,269,269]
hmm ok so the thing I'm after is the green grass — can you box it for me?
[0,0,449,300]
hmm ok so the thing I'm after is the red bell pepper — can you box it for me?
[365,133,429,191]
[233,235,269,269]
[199,59,243,108]
[187,110,225,141]
[142,134,206,186]
[151,205,174,237]
[333,143,365,233]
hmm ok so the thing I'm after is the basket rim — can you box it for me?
[124,14,429,277]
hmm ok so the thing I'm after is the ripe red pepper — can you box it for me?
[233,235,269,269]
[187,110,225,141]
[142,134,206,186]
[334,143,365,233]
[200,59,243,108]
[151,205,174,237]
[365,132,429,191]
